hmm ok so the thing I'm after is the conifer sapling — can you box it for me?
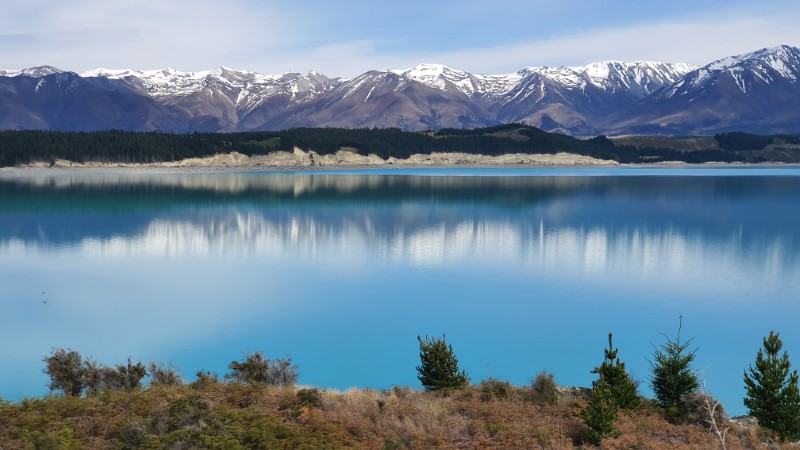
[416,334,469,391]
[743,331,800,442]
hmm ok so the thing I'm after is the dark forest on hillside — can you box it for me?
[0,125,797,167]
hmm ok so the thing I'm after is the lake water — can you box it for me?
[1,167,799,416]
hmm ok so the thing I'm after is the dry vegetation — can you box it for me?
[0,381,787,449]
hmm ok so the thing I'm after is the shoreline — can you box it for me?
[1,149,797,175]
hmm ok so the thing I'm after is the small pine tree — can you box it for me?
[650,317,699,414]
[580,374,620,445]
[416,334,469,391]
[594,333,640,410]
[744,331,800,441]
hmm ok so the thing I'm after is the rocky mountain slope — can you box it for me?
[1,45,798,135]
[606,45,800,135]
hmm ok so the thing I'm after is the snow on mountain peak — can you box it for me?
[707,45,798,71]
[1,65,63,77]
[519,61,696,95]
[393,63,522,96]
[696,45,800,89]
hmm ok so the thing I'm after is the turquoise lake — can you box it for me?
[1,167,799,416]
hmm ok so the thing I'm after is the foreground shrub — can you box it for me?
[525,371,558,406]
[43,349,148,396]
[226,351,298,386]
[193,370,219,387]
[106,358,147,391]
[296,388,323,408]
[416,334,469,391]
[478,378,515,401]
[148,361,182,386]
[679,391,728,426]
[43,348,84,396]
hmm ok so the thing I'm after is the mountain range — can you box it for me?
[1,45,799,136]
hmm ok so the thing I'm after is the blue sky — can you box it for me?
[1,0,798,76]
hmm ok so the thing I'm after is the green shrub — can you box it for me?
[113,419,148,450]
[43,348,84,396]
[106,358,147,391]
[193,369,219,387]
[296,388,323,408]
[478,378,515,402]
[226,352,298,386]
[148,361,182,386]
[526,371,558,406]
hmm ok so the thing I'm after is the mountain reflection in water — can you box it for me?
[0,169,798,417]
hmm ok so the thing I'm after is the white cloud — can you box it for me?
[439,15,800,72]
[256,14,800,76]
[0,2,798,77]
[0,0,301,72]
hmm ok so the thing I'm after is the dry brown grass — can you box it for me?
[1,383,798,449]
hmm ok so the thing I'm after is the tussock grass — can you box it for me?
[0,383,791,449]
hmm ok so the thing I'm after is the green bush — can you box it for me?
[296,388,323,408]
[193,370,219,387]
[106,358,147,391]
[43,348,84,396]
[525,371,558,406]
[148,361,182,386]
[226,352,298,386]
[478,378,515,402]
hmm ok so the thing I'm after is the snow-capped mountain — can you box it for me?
[393,63,523,97]
[525,61,696,96]
[80,67,340,130]
[608,45,800,135]
[490,61,695,134]
[1,45,798,135]
[0,65,63,78]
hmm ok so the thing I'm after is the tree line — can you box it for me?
[37,323,800,447]
[1,126,795,167]
[418,325,800,447]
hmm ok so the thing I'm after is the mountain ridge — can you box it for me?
[1,45,798,135]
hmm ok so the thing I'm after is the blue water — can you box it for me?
[1,167,799,417]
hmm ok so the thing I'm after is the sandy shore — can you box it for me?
[8,148,618,171]
[1,148,795,175]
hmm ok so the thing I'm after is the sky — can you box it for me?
[1,0,799,77]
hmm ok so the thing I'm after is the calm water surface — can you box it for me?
[1,167,799,416]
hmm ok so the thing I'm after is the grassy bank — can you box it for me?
[0,381,777,449]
